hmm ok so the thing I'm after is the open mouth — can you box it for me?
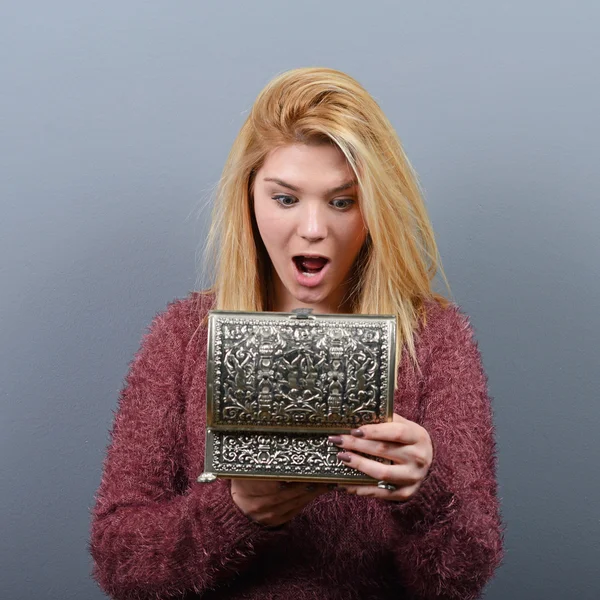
[293,255,329,277]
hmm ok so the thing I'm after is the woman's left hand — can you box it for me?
[329,413,433,502]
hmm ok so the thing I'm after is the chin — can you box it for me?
[274,268,342,312]
[291,289,325,305]
[287,283,334,310]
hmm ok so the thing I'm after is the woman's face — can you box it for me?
[253,143,368,314]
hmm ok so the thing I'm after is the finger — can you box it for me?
[253,485,327,526]
[349,415,422,445]
[278,483,330,507]
[234,480,331,496]
[278,481,304,491]
[329,434,407,462]
[264,502,306,527]
[252,499,304,527]
[234,480,330,510]
[230,479,304,498]
[301,483,334,494]
[276,483,330,499]
[276,482,331,494]
[341,482,420,502]
[392,413,410,424]
[336,451,420,486]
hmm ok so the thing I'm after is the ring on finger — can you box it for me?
[377,480,397,492]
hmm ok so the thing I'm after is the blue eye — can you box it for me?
[273,195,297,207]
[331,198,355,210]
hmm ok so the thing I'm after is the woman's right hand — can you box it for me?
[230,479,330,527]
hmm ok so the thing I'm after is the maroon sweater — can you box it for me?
[90,292,503,600]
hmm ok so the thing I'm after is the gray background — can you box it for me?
[1,1,598,598]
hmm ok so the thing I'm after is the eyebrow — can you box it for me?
[263,177,358,195]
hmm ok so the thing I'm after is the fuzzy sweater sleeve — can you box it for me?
[389,305,504,600]
[90,297,285,599]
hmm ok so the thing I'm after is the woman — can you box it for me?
[90,67,503,599]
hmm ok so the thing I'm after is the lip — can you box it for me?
[292,253,331,261]
[292,255,330,288]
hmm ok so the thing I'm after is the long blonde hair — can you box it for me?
[203,67,451,370]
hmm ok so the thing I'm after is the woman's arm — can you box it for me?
[90,297,285,599]
[388,305,504,599]
[335,304,503,599]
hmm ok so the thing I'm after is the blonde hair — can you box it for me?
[203,67,451,371]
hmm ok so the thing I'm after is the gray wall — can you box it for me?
[1,1,598,598]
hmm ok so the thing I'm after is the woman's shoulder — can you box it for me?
[175,289,216,321]
[142,289,216,345]
[162,288,214,316]
[416,296,481,356]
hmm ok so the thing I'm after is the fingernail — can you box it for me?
[328,435,343,445]
[337,452,352,463]
[350,428,364,438]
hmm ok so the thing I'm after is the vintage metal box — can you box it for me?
[198,308,396,484]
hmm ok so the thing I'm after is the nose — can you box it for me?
[297,201,327,242]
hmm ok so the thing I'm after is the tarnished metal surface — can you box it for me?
[200,309,396,484]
